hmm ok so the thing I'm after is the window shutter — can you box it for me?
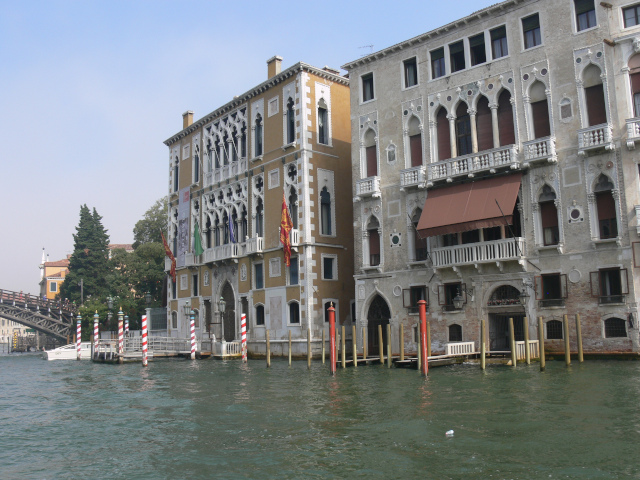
[590,271,600,297]
[621,269,629,295]
[560,274,568,298]
[596,191,616,220]
[366,145,377,177]
[369,230,380,255]
[534,275,543,300]
[403,289,411,308]
[436,108,451,160]
[540,201,558,228]
[410,134,422,167]
[531,100,551,138]
[438,284,445,305]
[497,91,515,145]
[476,98,493,152]
[585,84,607,126]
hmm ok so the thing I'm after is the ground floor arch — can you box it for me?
[367,294,390,355]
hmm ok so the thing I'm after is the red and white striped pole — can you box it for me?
[329,303,336,375]
[76,314,82,360]
[117,308,124,364]
[93,311,99,358]
[124,315,129,336]
[190,310,196,360]
[141,314,148,367]
[241,313,247,362]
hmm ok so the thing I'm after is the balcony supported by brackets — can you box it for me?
[400,165,427,191]
[522,136,557,167]
[626,117,640,150]
[354,176,381,201]
[427,144,518,187]
[578,123,614,156]
[431,237,526,272]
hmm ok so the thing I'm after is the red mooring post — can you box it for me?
[418,300,428,376]
[329,303,336,375]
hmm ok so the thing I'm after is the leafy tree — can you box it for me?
[60,205,112,305]
[133,197,168,248]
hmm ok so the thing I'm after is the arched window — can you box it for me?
[318,99,329,145]
[594,174,617,239]
[193,145,200,183]
[288,189,298,229]
[449,324,462,342]
[171,311,178,329]
[255,197,264,237]
[206,139,213,172]
[530,81,550,139]
[320,187,332,235]
[286,98,295,144]
[367,217,380,266]
[497,90,515,145]
[214,138,221,168]
[364,129,377,177]
[214,214,221,247]
[172,225,178,256]
[583,64,607,126]
[629,54,640,117]
[231,127,238,163]
[539,185,559,246]
[205,215,212,249]
[240,205,248,241]
[407,116,423,167]
[222,211,230,244]
[604,317,627,338]
[288,301,300,324]
[436,106,451,161]
[255,304,265,326]
[173,156,179,192]
[241,124,247,158]
[455,103,472,156]
[476,96,493,152]
[222,132,229,166]
[255,115,263,157]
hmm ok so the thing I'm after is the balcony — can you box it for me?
[427,145,518,186]
[577,123,614,156]
[290,229,300,247]
[400,166,426,190]
[245,236,264,255]
[431,237,525,270]
[522,137,557,167]
[203,158,248,188]
[203,243,239,264]
[354,176,381,201]
[184,253,200,268]
[626,117,640,150]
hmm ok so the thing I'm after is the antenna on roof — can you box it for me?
[359,45,374,57]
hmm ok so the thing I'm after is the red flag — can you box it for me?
[280,191,294,267]
[160,230,176,282]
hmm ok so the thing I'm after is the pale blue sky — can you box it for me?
[0,0,498,294]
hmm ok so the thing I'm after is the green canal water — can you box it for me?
[1,354,639,480]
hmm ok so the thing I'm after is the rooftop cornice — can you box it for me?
[342,0,527,71]
[164,62,349,146]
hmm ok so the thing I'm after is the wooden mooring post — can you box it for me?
[524,316,531,365]
[322,329,325,364]
[387,324,392,368]
[362,327,367,361]
[288,331,292,366]
[266,330,271,368]
[481,318,486,371]
[426,320,431,357]
[400,324,404,362]
[576,313,583,363]
[563,314,571,366]
[341,326,346,369]
[378,325,384,365]
[352,325,357,368]
[307,328,311,369]
[538,316,546,372]
[508,317,516,367]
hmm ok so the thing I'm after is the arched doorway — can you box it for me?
[487,285,525,351]
[367,295,390,356]
[221,282,236,342]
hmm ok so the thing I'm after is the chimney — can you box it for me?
[267,55,283,79]
[182,111,194,129]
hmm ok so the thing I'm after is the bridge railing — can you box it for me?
[0,289,76,314]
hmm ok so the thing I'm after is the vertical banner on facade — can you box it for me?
[177,187,190,268]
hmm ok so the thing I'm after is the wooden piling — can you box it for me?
[341,326,346,369]
[362,327,367,360]
[378,325,384,364]
[307,328,311,369]
[576,313,583,363]
[538,316,546,371]
[563,314,571,366]
[508,317,516,367]
[524,316,531,365]
[288,330,292,366]
[400,324,404,362]
[352,325,357,367]
[426,320,431,357]
[417,329,421,372]
[480,318,486,371]
[266,330,271,368]
[322,329,325,364]
[387,324,392,368]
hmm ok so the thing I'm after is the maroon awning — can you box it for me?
[416,173,522,238]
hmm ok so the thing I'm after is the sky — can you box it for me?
[0,0,499,295]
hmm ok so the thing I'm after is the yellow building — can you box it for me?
[39,252,69,300]
[164,56,354,355]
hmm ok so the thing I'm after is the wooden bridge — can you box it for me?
[0,289,76,342]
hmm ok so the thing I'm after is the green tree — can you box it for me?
[133,197,168,248]
[60,205,112,305]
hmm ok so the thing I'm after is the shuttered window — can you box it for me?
[585,84,607,126]
[531,99,551,138]
[596,191,617,239]
[369,229,380,266]
[436,108,451,160]
[497,91,515,145]
[476,96,493,151]
[366,145,377,177]
[410,134,422,167]
[540,201,559,246]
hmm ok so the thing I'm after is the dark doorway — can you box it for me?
[367,295,390,356]
[221,282,235,342]
[489,314,524,351]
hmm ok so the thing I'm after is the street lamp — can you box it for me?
[183,299,191,317]
[145,291,152,306]
[453,289,464,310]
[519,288,530,307]
[107,296,114,327]
[218,296,226,314]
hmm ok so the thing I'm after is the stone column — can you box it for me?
[490,103,500,148]
[469,108,478,154]
[448,114,457,159]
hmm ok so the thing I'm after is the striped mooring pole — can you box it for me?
[328,302,336,375]
[190,309,196,360]
[117,308,124,364]
[76,314,82,361]
[124,315,129,336]
[241,313,247,363]
[418,300,428,376]
[93,311,99,357]
[141,315,148,367]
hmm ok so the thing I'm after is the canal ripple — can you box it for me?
[0,353,639,479]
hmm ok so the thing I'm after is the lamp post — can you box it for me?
[453,289,464,310]
[145,291,152,307]
[218,296,226,343]
[519,287,531,365]
[107,296,114,330]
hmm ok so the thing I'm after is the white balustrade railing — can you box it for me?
[400,165,426,189]
[355,176,381,198]
[578,123,613,154]
[445,342,475,356]
[428,145,518,182]
[246,236,264,255]
[626,118,640,148]
[290,229,300,246]
[431,237,524,268]
[515,340,539,360]
[523,136,556,164]
[215,341,242,357]
[203,159,248,187]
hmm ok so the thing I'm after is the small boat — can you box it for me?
[44,342,92,360]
